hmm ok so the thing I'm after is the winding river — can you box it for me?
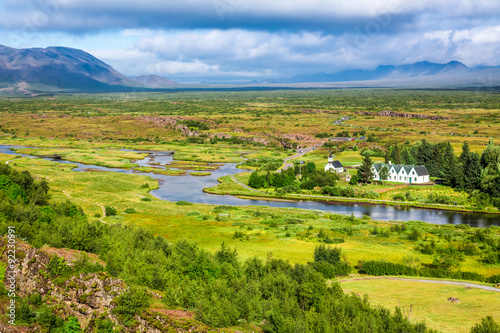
[1,145,499,228]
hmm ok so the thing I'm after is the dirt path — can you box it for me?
[230,175,264,193]
[278,146,316,172]
[338,276,500,292]
[62,190,107,223]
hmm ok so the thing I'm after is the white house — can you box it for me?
[325,154,344,173]
[372,161,430,184]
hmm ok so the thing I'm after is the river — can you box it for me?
[1,145,499,227]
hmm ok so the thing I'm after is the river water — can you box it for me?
[1,145,499,227]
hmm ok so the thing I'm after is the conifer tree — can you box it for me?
[441,142,458,187]
[392,143,402,164]
[357,155,374,184]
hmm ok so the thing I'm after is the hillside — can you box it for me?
[0,45,134,92]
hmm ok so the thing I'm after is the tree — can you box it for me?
[313,245,341,265]
[441,142,459,187]
[470,316,500,333]
[392,143,402,164]
[357,155,374,184]
[305,162,316,174]
[215,242,239,269]
[248,171,263,188]
[463,152,482,191]
[480,139,500,176]
[379,165,390,183]
[459,141,471,164]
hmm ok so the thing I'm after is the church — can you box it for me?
[324,154,344,173]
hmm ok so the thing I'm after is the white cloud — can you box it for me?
[147,59,219,75]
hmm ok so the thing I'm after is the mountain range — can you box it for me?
[279,60,472,83]
[1,44,499,94]
[0,45,178,94]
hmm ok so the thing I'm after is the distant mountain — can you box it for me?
[280,61,473,83]
[0,45,135,92]
[128,75,177,88]
[249,78,280,85]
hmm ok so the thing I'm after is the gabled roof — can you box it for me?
[328,160,343,168]
[373,163,388,173]
[414,165,429,176]
[392,164,404,174]
[373,163,429,177]
[404,165,415,174]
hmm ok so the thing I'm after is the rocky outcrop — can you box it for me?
[300,109,338,114]
[139,116,203,137]
[0,238,215,332]
[356,110,451,120]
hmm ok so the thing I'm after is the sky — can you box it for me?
[1,0,500,83]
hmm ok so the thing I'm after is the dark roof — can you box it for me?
[329,160,343,168]
[404,165,415,174]
[373,163,388,172]
[392,164,404,173]
[374,163,428,177]
[414,165,429,176]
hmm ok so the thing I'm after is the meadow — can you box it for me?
[340,278,500,333]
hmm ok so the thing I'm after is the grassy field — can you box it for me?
[340,278,500,333]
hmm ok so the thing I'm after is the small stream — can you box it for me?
[1,145,499,228]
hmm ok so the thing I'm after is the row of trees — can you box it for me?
[248,162,340,192]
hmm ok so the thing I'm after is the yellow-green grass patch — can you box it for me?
[340,278,500,333]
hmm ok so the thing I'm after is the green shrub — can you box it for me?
[140,197,152,201]
[105,206,117,216]
[124,208,136,214]
[111,286,151,324]
[175,200,193,206]
[361,261,419,276]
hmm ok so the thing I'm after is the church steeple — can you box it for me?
[328,153,334,163]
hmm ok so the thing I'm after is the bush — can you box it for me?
[175,200,193,206]
[470,316,500,333]
[361,261,419,276]
[487,274,500,283]
[111,286,151,324]
[105,206,117,216]
[311,261,351,278]
[124,208,136,214]
[314,245,342,265]
[140,197,152,201]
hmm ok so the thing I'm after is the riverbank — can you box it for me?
[205,174,500,216]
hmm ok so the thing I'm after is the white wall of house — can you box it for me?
[373,164,429,184]
[325,163,342,173]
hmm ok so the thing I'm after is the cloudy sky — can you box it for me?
[1,0,499,82]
